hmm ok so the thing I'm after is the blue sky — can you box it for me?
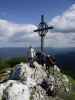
[0,0,75,47]
[0,0,75,23]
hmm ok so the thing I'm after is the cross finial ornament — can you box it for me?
[34,15,53,52]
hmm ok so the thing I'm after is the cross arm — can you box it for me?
[34,26,53,32]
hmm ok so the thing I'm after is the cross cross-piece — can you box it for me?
[34,15,53,52]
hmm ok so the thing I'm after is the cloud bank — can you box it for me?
[0,19,38,47]
[49,4,75,33]
[47,4,75,47]
[0,4,75,47]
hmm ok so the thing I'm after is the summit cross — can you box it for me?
[34,15,53,52]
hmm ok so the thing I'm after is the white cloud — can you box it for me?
[0,19,37,37]
[45,32,75,47]
[49,4,75,33]
[0,4,75,47]
[0,19,38,47]
[47,4,75,47]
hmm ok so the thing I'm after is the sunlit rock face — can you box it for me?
[10,62,47,84]
[0,62,48,100]
[0,81,49,100]
[0,61,70,100]
[2,80,30,100]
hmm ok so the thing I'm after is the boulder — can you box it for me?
[0,61,70,100]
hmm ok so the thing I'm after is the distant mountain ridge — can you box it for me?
[0,47,75,58]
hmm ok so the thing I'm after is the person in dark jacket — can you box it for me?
[36,51,46,66]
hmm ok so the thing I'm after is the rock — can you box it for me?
[0,61,70,100]
[62,74,70,93]
[0,83,6,100]
[54,65,60,72]
[10,63,32,80]
[2,80,30,100]
[30,85,49,100]
[32,61,47,84]
[10,61,47,84]
[62,75,69,83]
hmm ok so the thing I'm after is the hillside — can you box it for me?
[0,48,75,100]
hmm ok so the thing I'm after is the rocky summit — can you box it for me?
[0,61,70,100]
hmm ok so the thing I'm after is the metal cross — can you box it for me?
[34,15,53,52]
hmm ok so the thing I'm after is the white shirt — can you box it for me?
[27,47,35,58]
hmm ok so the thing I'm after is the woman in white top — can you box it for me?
[27,46,36,67]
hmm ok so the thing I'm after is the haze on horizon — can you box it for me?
[0,0,75,48]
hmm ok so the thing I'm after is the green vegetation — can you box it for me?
[60,69,75,100]
[64,78,75,100]
[61,68,75,79]
[0,57,27,71]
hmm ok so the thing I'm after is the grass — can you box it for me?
[64,77,75,100]
[0,57,27,71]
